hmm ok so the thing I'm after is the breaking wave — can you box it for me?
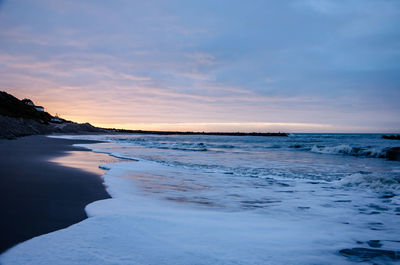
[336,172,400,196]
[310,144,387,158]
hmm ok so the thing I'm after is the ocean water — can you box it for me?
[2,133,400,264]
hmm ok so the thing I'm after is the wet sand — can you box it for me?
[0,135,115,253]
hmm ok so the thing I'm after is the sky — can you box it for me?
[0,0,399,132]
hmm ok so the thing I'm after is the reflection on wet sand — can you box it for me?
[50,151,123,176]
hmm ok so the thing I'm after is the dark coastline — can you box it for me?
[0,135,111,254]
[1,90,288,139]
[106,129,289,137]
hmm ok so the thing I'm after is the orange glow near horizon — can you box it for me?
[90,122,333,132]
[4,90,392,133]
[0,1,399,134]
[5,89,398,133]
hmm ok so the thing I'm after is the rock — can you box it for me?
[339,248,400,261]
[367,240,382,248]
[0,115,53,139]
[382,134,400,140]
[386,147,400,161]
[0,115,107,139]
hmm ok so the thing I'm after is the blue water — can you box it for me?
[42,133,400,264]
[69,134,400,208]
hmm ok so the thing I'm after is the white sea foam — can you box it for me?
[2,160,396,265]
[336,172,400,199]
[2,134,399,264]
[310,144,389,159]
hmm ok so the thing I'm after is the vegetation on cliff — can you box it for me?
[0,91,104,139]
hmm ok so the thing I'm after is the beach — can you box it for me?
[0,135,115,253]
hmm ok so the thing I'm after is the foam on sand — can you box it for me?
[0,159,398,265]
[2,134,399,264]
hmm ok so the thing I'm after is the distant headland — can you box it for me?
[0,91,288,139]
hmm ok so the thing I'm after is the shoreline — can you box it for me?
[0,135,115,253]
[1,134,399,264]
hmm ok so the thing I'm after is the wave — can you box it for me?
[310,144,387,158]
[116,139,209,152]
[114,137,248,152]
[336,172,400,197]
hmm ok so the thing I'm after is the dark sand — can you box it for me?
[0,135,115,253]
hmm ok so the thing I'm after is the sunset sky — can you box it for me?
[0,0,399,132]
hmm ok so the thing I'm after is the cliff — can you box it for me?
[0,91,105,139]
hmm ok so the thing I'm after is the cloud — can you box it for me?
[0,0,399,132]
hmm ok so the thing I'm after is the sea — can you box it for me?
[2,133,400,265]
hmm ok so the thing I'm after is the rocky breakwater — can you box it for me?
[382,135,400,161]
